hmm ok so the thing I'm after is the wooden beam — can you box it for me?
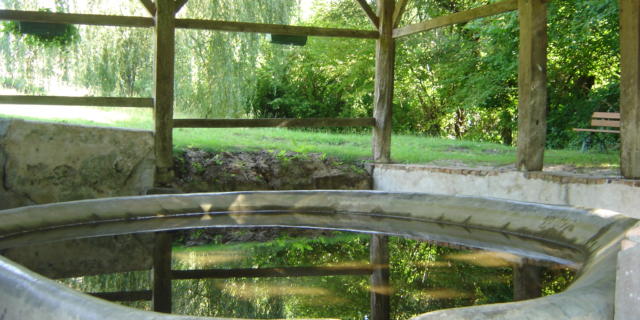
[355,0,380,28]
[620,0,640,178]
[513,263,542,301]
[153,0,176,186]
[175,0,189,14]
[392,0,409,28]
[516,0,547,171]
[0,9,378,39]
[173,118,375,128]
[172,265,374,279]
[372,0,395,163]
[370,235,390,320]
[0,95,153,108]
[392,0,517,38]
[152,233,172,313]
[175,19,379,39]
[139,0,156,16]
[0,9,153,28]
[89,290,152,302]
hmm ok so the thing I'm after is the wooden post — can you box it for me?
[516,0,547,171]
[153,0,176,186]
[620,0,640,179]
[152,232,172,313]
[372,0,395,163]
[370,235,390,320]
[513,262,542,301]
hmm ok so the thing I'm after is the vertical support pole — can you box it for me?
[370,235,390,320]
[620,0,640,179]
[154,0,176,186]
[513,261,542,301]
[152,232,172,313]
[372,0,396,163]
[516,0,547,171]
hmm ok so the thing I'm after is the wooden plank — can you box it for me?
[370,235,390,320]
[175,0,189,14]
[153,0,176,186]
[620,0,640,178]
[0,95,153,108]
[591,119,621,128]
[172,265,374,279]
[89,290,152,302]
[173,118,375,128]
[175,19,379,39]
[392,0,409,28]
[152,232,172,313]
[355,0,380,28]
[139,0,156,16]
[372,0,395,163]
[0,9,153,28]
[392,0,517,38]
[513,263,542,301]
[593,112,620,119]
[573,128,620,134]
[516,0,547,171]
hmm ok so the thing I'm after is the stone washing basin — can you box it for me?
[0,191,637,319]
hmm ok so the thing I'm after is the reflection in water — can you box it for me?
[416,288,475,300]
[445,251,522,267]
[59,229,575,319]
[173,250,247,268]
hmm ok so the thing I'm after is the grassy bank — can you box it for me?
[0,106,619,168]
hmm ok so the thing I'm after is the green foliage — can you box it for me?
[247,1,375,128]
[1,10,79,48]
[62,232,576,319]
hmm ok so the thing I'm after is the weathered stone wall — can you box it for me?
[0,118,156,276]
[0,118,155,209]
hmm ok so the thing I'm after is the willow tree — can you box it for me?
[0,0,297,119]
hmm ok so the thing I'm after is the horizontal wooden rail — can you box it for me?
[0,9,153,28]
[0,95,154,108]
[393,0,517,38]
[175,19,379,39]
[593,112,620,119]
[0,10,379,39]
[88,290,152,302]
[171,265,374,279]
[173,118,376,128]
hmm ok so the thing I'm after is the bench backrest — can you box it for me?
[591,112,620,128]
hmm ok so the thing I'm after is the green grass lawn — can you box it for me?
[0,106,619,168]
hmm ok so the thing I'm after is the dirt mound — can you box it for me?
[173,149,371,192]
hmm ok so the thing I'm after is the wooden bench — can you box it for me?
[573,112,621,134]
[573,112,620,151]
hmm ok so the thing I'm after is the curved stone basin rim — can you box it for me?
[0,191,636,320]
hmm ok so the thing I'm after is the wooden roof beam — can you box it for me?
[0,9,153,27]
[393,0,517,38]
[0,9,378,39]
[175,19,379,39]
[139,0,156,16]
[175,0,189,14]
[392,0,409,28]
[355,0,380,29]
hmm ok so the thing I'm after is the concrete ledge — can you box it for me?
[373,164,640,219]
[615,222,640,320]
[0,191,636,319]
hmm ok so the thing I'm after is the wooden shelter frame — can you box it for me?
[0,1,638,318]
[0,0,638,178]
